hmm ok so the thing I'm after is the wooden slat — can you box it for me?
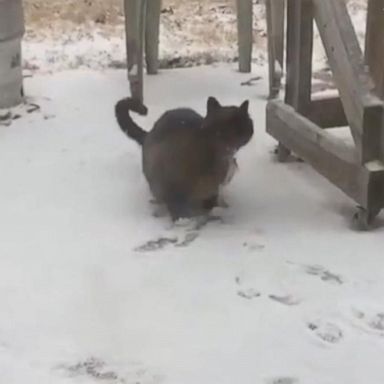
[307,96,347,128]
[236,0,253,73]
[313,0,383,158]
[145,0,161,75]
[285,0,313,113]
[266,0,285,99]
[266,100,384,210]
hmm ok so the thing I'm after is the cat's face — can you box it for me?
[203,97,254,152]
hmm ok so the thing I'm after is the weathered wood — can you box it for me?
[266,100,384,211]
[307,96,347,128]
[365,0,384,98]
[312,0,383,157]
[236,0,253,73]
[361,102,384,163]
[285,0,313,112]
[145,0,161,75]
[266,0,285,99]
[280,0,313,161]
[364,0,384,165]
[364,160,384,215]
[124,0,146,102]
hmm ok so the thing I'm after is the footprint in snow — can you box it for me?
[55,357,163,384]
[136,211,226,252]
[269,294,301,306]
[296,263,343,285]
[134,232,200,252]
[307,320,343,344]
[134,237,179,252]
[305,265,343,285]
[235,276,261,300]
[349,307,384,336]
[237,288,261,300]
[242,241,265,251]
[266,377,299,384]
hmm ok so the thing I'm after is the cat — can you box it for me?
[114,96,253,221]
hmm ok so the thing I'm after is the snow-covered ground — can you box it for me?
[22,0,367,73]
[1,64,384,384]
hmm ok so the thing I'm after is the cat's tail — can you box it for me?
[115,97,148,146]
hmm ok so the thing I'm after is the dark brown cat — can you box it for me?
[114,96,253,221]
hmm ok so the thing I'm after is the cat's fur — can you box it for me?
[114,96,253,220]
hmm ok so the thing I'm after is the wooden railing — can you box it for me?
[266,0,384,229]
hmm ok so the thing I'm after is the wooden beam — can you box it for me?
[365,0,384,98]
[307,96,347,128]
[313,0,383,158]
[145,0,161,75]
[236,0,253,73]
[266,0,285,99]
[124,0,146,102]
[285,0,313,112]
[362,102,384,163]
[266,100,384,211]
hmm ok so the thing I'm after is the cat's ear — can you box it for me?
[207,97,221,114]
[240,100,249,115]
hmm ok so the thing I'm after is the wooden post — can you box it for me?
[236,0,253,73]
[145,0,161,75]
[365,0,384,165]
[276,0,313,161]
[124,0,146,102]
[285,0,313,112]
[0,0,24,108]
[266,0,285,99]
[365,0,384,98]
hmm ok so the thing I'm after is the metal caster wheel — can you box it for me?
[275,143,290,163]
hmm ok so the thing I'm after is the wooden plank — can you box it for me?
[266,100,384,210]
[365,0,384,98]
[124,0,146,102]
[145,0,161,74]
[236,0,253,73]
[306,96,347,128]
[266,0,285,99]
[285,0,313,113]
[312,0,383,155]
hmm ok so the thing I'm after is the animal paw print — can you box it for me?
[235,277,261,300]
[238,288,261,300]
[242,241,265,251]
[303,264,343,285]
[134,231,200,252]
[266,377,299,384]
[307,320,343,344]
[134,237,178,252]
[269,294,301,306]
[350,307,384,336]
[56,357,163,384]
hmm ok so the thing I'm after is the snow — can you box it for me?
[1,63,384,384]
[22,1,367,73]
